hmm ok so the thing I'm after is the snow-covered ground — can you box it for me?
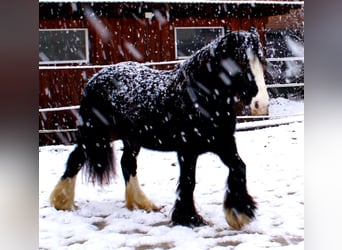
[39,97,304,250]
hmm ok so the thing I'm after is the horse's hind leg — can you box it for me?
[217,136,257,230]
[121,141,159,212]
[50,144,85,210]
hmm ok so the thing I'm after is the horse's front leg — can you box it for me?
[217,136,257,230]
[171,151,206,227]
[121,141,159,212]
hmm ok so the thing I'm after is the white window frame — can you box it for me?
[174,26,224,59]
[39,28,89,65]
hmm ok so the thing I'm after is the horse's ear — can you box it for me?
[224,27,231,36]
[249,26,265,63]
[249,26,261,45]
[249,26,258,36]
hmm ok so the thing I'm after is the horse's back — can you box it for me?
[79,62,182,139]
[85,62,176,105]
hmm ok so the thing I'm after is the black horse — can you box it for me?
[50,27,266,230]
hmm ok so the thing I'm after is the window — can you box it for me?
[265,29,304,58]
[265,29,304,85]
[39,28,89,65]
[175,27,224,59]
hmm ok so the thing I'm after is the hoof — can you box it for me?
[125,175,160,212]
[50,177,76,211]
[224,208,253,230]
[126,199,160,212]
[223,191,257,230]
[171,211,207,228]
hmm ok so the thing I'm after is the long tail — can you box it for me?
[78,126,116,185]
[77,95,116,185]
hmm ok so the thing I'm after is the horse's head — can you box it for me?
[180,27,268,115]
[215,27,267,107]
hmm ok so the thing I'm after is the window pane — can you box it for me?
[175,27,224,58]
[265,30,304,58]
[265,29,304,85]
[39,29,89,64]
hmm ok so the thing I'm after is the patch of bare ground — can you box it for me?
[135,242,175,250]
[271,235,304,246]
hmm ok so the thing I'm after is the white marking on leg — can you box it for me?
[50,176,77,210]
[125,175,159,212]
[249,56,269,115]
[224,208,252,230]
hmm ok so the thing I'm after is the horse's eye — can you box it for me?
[254,101,259,109]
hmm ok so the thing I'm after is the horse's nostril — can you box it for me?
[254,101,259,109]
